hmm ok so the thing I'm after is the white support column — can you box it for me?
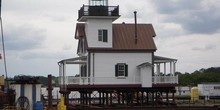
[156,64,158,75]
[85,64,89,85]
[79,65,83,85]
[157,64,160,76]
[61,63,67,90]
[86,71,89,85]
[154,64,156,75]
[164,63,166,75]
[173,61,176,76]
[59,64,63,85]
[63,63,67,86]
[170,62,172,75]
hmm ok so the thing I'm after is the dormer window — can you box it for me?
[98,29,108,42]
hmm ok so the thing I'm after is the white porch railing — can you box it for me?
[152,75,178,84]
[60,76,178,85]
[66,76,141,85]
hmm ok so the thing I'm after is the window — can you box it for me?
[98,29,108,42]
[115,63,128,77]
[214,86,220,90]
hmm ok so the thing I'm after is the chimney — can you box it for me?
[134,11,137,44]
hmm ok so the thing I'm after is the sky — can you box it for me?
[0,0,220,77]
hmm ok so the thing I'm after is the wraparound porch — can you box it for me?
[60,75,178,85]
[58,55,178,88]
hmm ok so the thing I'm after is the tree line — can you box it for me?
[177,67,220,86]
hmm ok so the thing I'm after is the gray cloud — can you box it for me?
[152,0,201,14]
[192,44,216,51]
[19,52,58,60]
[152,0,220,34]
[4,24,46,51]
[18,50,76,60]
[2,0,77,22]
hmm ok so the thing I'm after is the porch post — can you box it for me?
[173,61,176,76]
[170,62,172,75]
[61,63,66,91]
[157,64,161,83]
[156,64,160,76]
[63,63,67,85]
[86,64,89,84]
[79,65,82,84]
[164,63,166,75]
[59,63,63,86]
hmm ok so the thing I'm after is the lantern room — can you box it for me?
[78,0,120,22]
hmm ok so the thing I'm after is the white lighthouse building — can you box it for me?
[59,0,178,106]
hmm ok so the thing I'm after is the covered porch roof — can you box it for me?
[58,55,177,65]
[154,55,177,63]
[58,56,87,64]
[154,55,177,76]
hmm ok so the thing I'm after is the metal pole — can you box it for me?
[0,0,9,88]
[0,0,1,17]
[134,11,137,44]
[47,74,53,109]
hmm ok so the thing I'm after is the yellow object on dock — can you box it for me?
[190,87,199,101]
[57,96,66,110]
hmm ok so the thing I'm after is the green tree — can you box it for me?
[178,67,220,86]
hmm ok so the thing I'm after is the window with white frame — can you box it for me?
[115,63,128,77]
[98,29,108,42]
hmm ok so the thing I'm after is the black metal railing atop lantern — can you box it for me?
[78,5,119,20]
